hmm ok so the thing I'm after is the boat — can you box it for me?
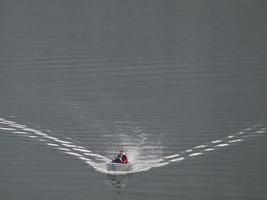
[106,162,133,172]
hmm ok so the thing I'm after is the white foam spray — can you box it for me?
[0,117,266,175]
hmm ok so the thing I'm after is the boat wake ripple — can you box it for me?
[0,117,266,175]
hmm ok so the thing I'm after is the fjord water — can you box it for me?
[1,0,267,199]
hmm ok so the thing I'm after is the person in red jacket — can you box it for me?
[112,149,128,164]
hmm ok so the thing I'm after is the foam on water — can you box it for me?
[0,127,16,131]
[164,154,180,159]
[194,145,206,149]
[161,126,267,165]
[211,140,222,144]
[62,144,77,148]
[170,157,185,162]
[216,143,229,147]
[58,147,71,151]
[189,152,203,157]
[13,131,28,134]
[46,143,60,147]
[183,149,193,153]
[72,148,91,153]
[228,139,243,143]
[64,152,83,157]
[204,148,214,152]
[0,117,266,175]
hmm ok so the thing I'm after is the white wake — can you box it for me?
[0,117,266,175]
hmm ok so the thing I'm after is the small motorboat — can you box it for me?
[106,161,133,172]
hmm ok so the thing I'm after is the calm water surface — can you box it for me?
[1,1,267,199]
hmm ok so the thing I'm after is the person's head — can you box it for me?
[119,149,124,155]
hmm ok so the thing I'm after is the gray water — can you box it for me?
[1,0,267,199]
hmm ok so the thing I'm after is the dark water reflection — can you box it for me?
[105,175,131,194]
